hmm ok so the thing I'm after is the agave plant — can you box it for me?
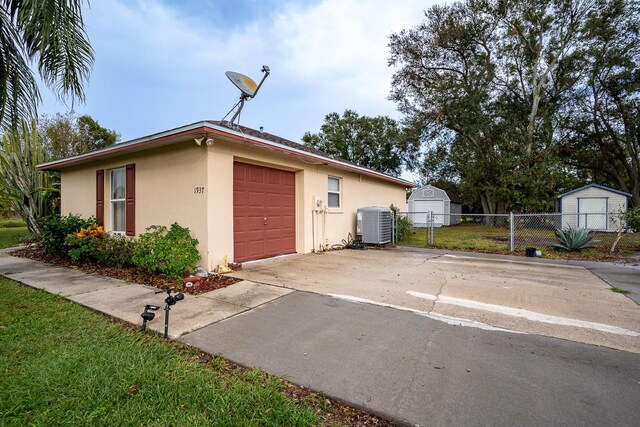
[552,227,600,252]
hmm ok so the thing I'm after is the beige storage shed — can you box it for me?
[557,184,631,231]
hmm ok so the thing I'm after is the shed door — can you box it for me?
[578,198,607,230]
[414,200,445,226]
[233,162,296,262]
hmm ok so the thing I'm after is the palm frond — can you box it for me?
[0,5,39,127]
[14,0,94,103]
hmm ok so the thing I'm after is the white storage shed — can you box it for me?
[557,184,631,231]
[408,185,463,227]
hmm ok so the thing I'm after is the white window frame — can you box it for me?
[328,176,341,209]
[110,168,126,234]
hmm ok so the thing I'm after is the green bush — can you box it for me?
[96,234,136,268]
[390,204,412,242]
[552,226,600,252]
[132,223,200,280]
[65,234,100,263]
[40,214,95,258]
[627,207,640,232]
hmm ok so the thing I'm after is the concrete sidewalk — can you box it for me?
[0,254,291,337]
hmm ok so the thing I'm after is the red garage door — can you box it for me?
[233,162,296,262]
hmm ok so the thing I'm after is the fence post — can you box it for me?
[393,211,397,244]
[509,211,514,252]
[430,212,435,246]
[424,212,428,247]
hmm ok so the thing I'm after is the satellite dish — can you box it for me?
[221,65,270,128]
[226,71,258,97]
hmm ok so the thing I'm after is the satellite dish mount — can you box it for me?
[222,65,270,128]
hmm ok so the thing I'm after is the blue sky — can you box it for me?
[39,0,439,144]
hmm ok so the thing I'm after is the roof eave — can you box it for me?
[557,183,632,199]
[37,121,415,188]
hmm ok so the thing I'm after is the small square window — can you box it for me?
[328,176,341,208]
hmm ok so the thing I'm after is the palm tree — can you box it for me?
[0,0,93,127]
[0,120,55,237]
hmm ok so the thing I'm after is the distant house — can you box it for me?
[407,184,462,227]
[38,120,414,270]
[557,184,631,231]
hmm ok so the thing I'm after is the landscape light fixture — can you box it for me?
[140,304,160,331]
[156,288,185,339]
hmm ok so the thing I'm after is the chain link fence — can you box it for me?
[395,211,640,253]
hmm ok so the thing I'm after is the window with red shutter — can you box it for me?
[125,164,136,236]
[96,170,104,226]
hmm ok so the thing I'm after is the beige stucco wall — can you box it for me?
[60,137,409,271]
[207,139,407,268]
[61,142,210,263]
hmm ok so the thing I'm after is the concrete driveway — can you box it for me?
[183,291,640,427]
[230,248,640,353]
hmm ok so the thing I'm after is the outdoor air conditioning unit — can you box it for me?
[356,206,392,245]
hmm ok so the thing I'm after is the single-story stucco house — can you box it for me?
[407,184,462,227]
[557,184,631,231]
[38,120,414,270]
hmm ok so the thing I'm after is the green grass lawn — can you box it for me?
[0,218,26,228]
[399,223,640,256]
[0,227,29,249]
[0,278,328,426]
[400,224,511,251]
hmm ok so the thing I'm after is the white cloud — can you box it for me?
[40,0,438,141]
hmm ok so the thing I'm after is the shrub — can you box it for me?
[627,207,640,232]
[65,234,100,263]
[40,214,95,258]
[132,223,200,280]
[552,227,600,252]
[96,234,136,268]
[390,204,412,242]
[64,225,105,263]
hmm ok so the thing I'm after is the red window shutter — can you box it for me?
[125,164,136,236]
[96,169,104,226]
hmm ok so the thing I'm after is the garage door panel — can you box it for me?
[248,216,265,232]
[248,241,266,257]
[234,162,296,262]
[266,170,282,185]
[234,217,245,230]
[248,168,264,183]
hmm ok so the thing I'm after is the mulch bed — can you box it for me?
[10,244,241,295]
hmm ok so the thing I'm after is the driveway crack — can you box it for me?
[428,260,448,314]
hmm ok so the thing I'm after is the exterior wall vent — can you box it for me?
[356,206,392,244]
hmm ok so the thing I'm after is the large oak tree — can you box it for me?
[302,110,420,177]
[389,0,595,213]
[560,0,640,206]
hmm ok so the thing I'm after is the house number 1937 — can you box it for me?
[194,186,205,194]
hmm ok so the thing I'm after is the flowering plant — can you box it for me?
[75,225,105,239]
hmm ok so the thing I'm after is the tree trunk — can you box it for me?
[480,191,507,226]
